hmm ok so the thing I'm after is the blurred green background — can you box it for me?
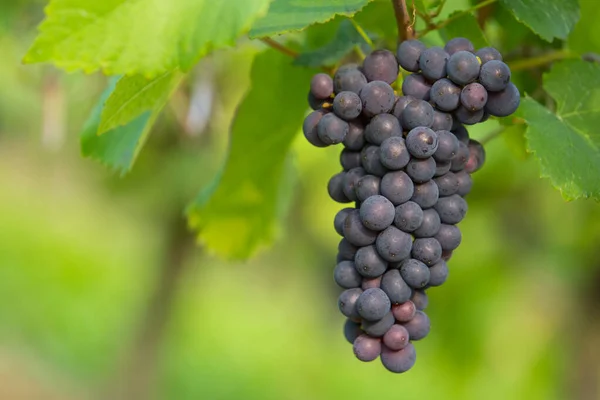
[2,0,600,399]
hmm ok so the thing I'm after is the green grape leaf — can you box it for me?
[499,0,579,42]
[24,0,271,76]
[187,49,316,259]
[440,12,488,48]
[98,72,183,134]
[294,20,372,67]
[249,0,374,38]
[568,0,600,55]
[519,60,600,201]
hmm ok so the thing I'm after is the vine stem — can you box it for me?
[392,0,415,43]
[416,0,498,37]
[260,37,299,58]
[508,50,577,72]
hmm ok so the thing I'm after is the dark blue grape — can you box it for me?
[380,136,410,170]
[397,39,426,72]
[376,226,413,262]
[338,238,358,260]
[401,73,432,101]
[342,167,366,201]
[344,319,363,344]
[362,276,382,290]
[302,109,329,147]
[334,207,353,236]
[340,149,362,171]
[361,145,388,177]
[451,124,469,144]
[392,301,416,322]
[460,82,488,111]
[365,114,402,145]
[433,130,459,162]
[343,120,366,150]
[411,290,428,310]
[356,288,391,321]
[406,127,438,158]
[353,334,382,361]
[401,100,434,130]
[455,171,473,196]
[317,113,349,144]
[360,195,395,231]
[465,139,486,173]
[450,141,469,172]
[434,194,468,224]
[308,91,327,110]
[328,172,351,203]
[406,157,436,183]
[431,110,453,131]
[362,311,395,337]
[485,82,520,117]
[434,161,451,177]
[333,64,368,94]
[413,208,441,238]
[334,260,363,289]
[410,180,439,209]
[363,49,399,84]
[434,171,459,196]
[381,342,416,373]
[454,105,484,125]
[428,260,449,287]
[392,95,417,120]
[411,238,442,265]
[343,210,378,247]
[400,258,430,288]
[338,288,363,319]
[381,171,415,205]
[380,269,412,304]
[310,73,334,99]
[475,47,503,65]
[430,78,461,111]
[479,60,511,92]
[383,324,410,350]
[444,37,474,55]
[356,175,381,202]
[402,310,430,340]
[419,47,449,81]
[359,81,395,117]
[333,91,362,120]
[394,201,424,233]
[434,224,462,251]
[447,50,480,85]
[354,245,388,278]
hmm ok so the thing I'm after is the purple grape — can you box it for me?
[353,334,382,362]
[401,73,432,101]
[479,60,511,92]
[397,39,426,72]
[359,81,395,117]
[310,73,334,99]
[363,49,399,84]
[333,91,362,120]
[380,343,417,373]
[444,37,474,55]
[460,82,488,111]
[419,47,449,81]
[383,324,410,350]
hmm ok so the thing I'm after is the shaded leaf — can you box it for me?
[568,0,600,55]
[439,11,488,48]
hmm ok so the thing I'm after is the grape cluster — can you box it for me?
[303,37,518,373]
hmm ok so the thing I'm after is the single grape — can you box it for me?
[392,301,416,322]
[308,91,327,110]
[392,95,417,120]
[465,139,486,173]
[380,342,417,373]
[454,105,484,125]
[455,171,473,196]
[342,167,366,201]
[406,157,436,183]
[360,195,396,231]
[353,334,382,362]
[485,82,520,117]
[380,269,412,304]
[411,290,429,310]
[317,113,349,144]
[441,250,453,262]
[340,150,362,171]
[359,81,396,117]
[356,288,391,321]
[419,47,450,81]
[333,91,362,120]
[447,51,480,85]
[450,141,469,172]
[380,136,410,170]
[394,201,424,233]
[303,109,329,148]
[434,194,468,224]
[402,100,434,130]
[430,78,461,112]
[356,175,381,202]
[413,208,441,238]
[431,110,453,131]
[362,276,382,290]
[400,258,431,288]
[333,64,368,94]
[433,130,459,162]
[363,49,399,84]
[343,209,378,247]
[402,310,430,340]
[460,82,488,111]
[376,226,413,262]
[428,260,449,287]
[434,224,462,251]
[365,114,402,145]
[362,311,395,337]
[479,60,511,92]
[334,207,353,236]
[383,324,410,351]
[343,120,366,150]
[354,245,388,278]
[344,319,363,344]
[338,238,358,260]
[334,260,363,289]
[406,127,438,158]
[381,171,415,205]
[338,288,363,319]
[451,124,470,144]
[411,238,442,266]
[475,47,503,65]
[310,73,334,99]
[361,145,389,177]
[397,39,426,72]
[434,171,459,196]
[401,73,432,101]
[444,37,475,55]
[410,180,439,209]
[434,161,451,177]
[328,172,351,203]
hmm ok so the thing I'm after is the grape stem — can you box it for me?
[392,0,415,43]
[350,19,374,48]
[416,0,497,38]
[260,37,299,58]
[507,50,578,72]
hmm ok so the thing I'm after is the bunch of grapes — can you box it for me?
[303,37,519,373]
